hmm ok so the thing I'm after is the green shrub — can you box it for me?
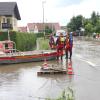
[36,32,44,38]
[38,38,50,50]
[16,32,36,51]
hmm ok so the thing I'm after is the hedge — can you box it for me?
[0,31,36,51]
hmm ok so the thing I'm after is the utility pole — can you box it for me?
[42,1,46,39]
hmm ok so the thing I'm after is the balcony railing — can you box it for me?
[2,23,12,29]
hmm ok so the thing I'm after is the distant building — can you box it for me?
[18,26,27,32]
[27,23,61,33]
[0,2,21,31]
[61,26,67,32]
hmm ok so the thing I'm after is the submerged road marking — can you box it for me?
[75,54,96,67]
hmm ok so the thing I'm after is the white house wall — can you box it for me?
[12,15,18,31]
[0,16,18,31]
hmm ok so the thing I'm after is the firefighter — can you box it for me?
[49,34,55,49]
[65,32,73,59]
[56,33,65,60]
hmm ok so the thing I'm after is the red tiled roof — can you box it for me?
[18,26,27,32]
[27,23,35,31]
[27,23,61,32]
[52,23,61,30]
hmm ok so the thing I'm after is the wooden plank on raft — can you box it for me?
[37,69,67,75]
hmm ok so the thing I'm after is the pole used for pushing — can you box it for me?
[8,29,10,41]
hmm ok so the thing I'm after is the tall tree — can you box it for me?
[67,11,100,36]
[67,15,83,32]
[91,11,97,26]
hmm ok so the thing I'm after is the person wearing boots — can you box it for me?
[56,33,65,60]
[65,32,73,59]
[49,33,55,49]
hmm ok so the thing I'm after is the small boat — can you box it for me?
[0,40,57,64]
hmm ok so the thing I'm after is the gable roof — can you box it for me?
[27,23,44,31]
[18,26,27,32]
[0,2,21,20]
[27,23,61,32]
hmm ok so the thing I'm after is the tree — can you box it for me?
[85,23,93,36]
[45,26,52,34]
[95,19,100,33]
[91,11,97,26]
[67,11,100,36]
[90,11,100,33]
[67,15,83,32]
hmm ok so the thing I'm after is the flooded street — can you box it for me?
[0,60,72,100]
[73,37,100,100]
[0,37,100,100]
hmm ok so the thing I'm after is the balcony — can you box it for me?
[2,23,12,29]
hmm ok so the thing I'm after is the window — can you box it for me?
[7,18,10,24]
[3,18,6,23]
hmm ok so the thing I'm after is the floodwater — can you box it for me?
[0,37,100,100]
[73,37,100,100]
[0,59,73,100]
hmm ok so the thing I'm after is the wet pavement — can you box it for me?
[0,37,100,100]
[73,37,100,100]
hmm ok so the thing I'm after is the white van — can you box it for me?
[56,30,66,37]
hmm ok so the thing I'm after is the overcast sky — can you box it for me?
[0,0,100,26]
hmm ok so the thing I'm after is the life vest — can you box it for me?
[56,37,65,49]
[65,39,70,49]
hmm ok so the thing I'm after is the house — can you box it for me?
[27,23,61,33]
[18,26,27,32]
[27,23,39,33]
[0,2,21,31]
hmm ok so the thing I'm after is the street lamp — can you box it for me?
[42,1,46,39]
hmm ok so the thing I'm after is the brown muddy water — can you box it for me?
[0,59,74,100]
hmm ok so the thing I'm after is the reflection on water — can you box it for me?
[0,60,74,100]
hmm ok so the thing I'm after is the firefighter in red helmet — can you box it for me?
[56,33,65,60]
